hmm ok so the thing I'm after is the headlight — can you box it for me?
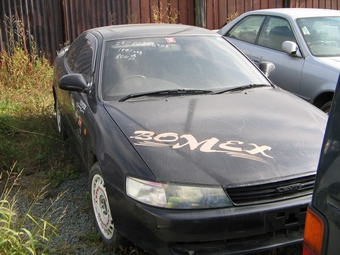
[126,177,233,209]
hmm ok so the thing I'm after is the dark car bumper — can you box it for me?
[108,184,309,255]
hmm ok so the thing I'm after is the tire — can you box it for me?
[55,100,67,139]
[89,163,125,248]
[320,101,332,114]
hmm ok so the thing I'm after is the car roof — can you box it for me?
[87,24,216,41]
[245,8,340,19]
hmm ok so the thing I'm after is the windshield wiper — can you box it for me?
[119,89,213,102]
[214,84,270,95]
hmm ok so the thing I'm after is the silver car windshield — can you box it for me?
[297,17,340,56]
[101,36,270,101]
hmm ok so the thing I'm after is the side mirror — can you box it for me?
[282,41,301,57]
[59,74,90,93]
[259,61,275,77]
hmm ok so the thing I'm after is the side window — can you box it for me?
[258,17,296,51]
[73,41,93,77]
[66,35,86,70]
[226,16,266,44]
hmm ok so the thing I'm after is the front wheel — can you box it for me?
[89,163,125,248]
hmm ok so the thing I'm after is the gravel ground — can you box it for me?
[15,172,132,255]
[46,172,106,255]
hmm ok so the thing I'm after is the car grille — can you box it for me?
[225,175,315,206]
[169,225,304,255]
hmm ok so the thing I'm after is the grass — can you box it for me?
[0,166,66,255]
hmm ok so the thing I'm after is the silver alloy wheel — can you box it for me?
[91,173,114,240]
[56,101,62,133]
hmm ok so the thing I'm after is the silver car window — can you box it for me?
[297,17,340,56]
[226,15,266,43]
[257,17,296,51]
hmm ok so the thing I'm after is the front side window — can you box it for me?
[226,15,266,44]
[257,17,296,51]
[73,41,93,76]
[101,36,270,101]
[66,35,86,70]
[297,17,340,56]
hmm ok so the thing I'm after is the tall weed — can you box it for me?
[0,166,65,255]
[0,16,53,115]
[151,2,178,24]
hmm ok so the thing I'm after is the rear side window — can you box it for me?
[226,16,266,44]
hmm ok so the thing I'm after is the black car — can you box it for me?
[303,76,340,255]
[53,24,327,255]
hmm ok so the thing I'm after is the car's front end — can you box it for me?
[110,185,310,255]
[54,24,328,255]
[101,88,326,255]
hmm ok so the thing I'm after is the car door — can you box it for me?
[251,16,305,95]
[63,33,96,161]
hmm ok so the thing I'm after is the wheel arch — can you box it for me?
[87,151,98,172]
[313,91,334,109]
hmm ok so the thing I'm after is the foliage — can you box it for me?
[226,12,239,23]
[127,14,139,24]
[151,2,179,24]
[0,166,65,255]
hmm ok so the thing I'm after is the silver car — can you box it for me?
[218,8,340,113]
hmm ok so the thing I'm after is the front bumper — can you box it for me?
[108,185,309,255]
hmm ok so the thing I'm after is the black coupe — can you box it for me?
[53,24,327,255]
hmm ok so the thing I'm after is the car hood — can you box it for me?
[104,88,327,187]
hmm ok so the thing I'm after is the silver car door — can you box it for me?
[252,16,305,95]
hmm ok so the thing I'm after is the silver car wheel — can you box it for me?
[91,172,114,240]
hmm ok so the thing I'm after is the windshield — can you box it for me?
[101,36,270,101]
[297,17,340,56]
